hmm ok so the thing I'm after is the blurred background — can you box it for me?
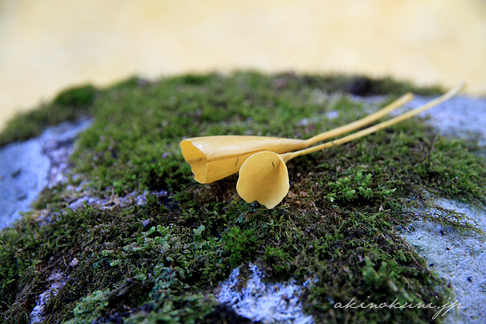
[1,0,485,130]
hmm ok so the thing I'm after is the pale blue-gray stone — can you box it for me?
[0,119,92,230]
[400,199,486,324]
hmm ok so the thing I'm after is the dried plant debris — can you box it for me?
[0,72,485,323]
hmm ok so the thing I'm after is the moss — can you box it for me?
[222,227,260,269]
[0,84,98,147]
[0,72,484,323]
[52,85,97,107]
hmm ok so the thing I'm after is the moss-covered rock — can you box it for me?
[0,72,484,323]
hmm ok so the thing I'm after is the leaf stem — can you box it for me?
[305,92,414,146]
[282,83,466,162]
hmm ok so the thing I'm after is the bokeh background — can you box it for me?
[1,0,485,130]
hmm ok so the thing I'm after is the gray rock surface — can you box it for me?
[29,270,67,324]
[0,136,49,230]
[218,264,314,324]
[0,118,92,230]
[400,95,486,145]
[400,199,486,324]
[65,189,169,211]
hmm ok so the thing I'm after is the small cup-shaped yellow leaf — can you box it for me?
[236,151,290,209]
[180,136,306,183]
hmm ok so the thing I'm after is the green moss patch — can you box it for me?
[0,85,97,147]
[1,72,484,323]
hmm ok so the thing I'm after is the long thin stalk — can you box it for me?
[305,92,414,146]
[282,82,466,162]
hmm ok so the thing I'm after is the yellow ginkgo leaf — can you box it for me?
[180,136,306,183]
[236,151,289,209]
[180,93,414,183]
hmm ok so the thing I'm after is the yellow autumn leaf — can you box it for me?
[180,136,306,183]
[236,151,289,209]
[180,92,414,183]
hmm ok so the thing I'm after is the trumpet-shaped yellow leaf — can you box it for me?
[236,151,289,209]
[180,93,415,184]
[180,136,306,183]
